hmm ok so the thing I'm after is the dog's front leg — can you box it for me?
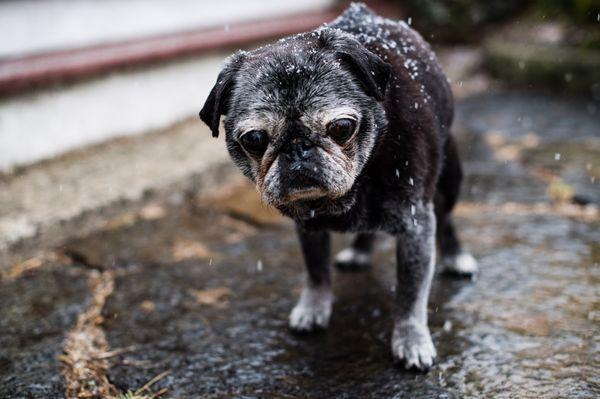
[392,203,437,371]
[289,227,333,332]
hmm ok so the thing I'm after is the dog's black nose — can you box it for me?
[283,137,315,163]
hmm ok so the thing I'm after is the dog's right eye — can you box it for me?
[240,130,269,156]
[327,118,356,144]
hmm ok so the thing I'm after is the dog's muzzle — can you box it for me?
[277,137,327,201]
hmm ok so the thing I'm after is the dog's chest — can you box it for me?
[299,186,412,234]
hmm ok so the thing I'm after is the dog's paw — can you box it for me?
[391,321,436,371]
[334,248,371,272]
[289,287,333,332]
[441,252,478,277]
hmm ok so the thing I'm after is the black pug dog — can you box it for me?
[200,3,477,371]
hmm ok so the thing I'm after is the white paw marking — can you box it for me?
[391,321,437,371]
[442,252,478,276]
[289,287,333,332]
[335,248,370,267]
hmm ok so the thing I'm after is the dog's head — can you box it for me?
[200,28,391,217]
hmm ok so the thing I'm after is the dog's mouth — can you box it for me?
[281,186,328,202]
[265,172,329,205]
[283,172,328,201]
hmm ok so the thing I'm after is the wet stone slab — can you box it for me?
[62,198,598,398]
[455,91,600,205]
[0,259,91,398]
[444,212,599,397]
[455,92,599,143]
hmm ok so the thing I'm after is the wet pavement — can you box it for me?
[1,91,598,398]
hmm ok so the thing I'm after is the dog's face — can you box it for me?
[200,29,391,217]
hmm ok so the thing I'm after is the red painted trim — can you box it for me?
[0,2,401,95]
[0,9,339,94]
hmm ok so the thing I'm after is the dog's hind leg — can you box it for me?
[289,227,334,332]
[435,136,478,276]
[334,233,376,272]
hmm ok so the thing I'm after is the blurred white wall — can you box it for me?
[0,0,334,58]
[0,54,227,171]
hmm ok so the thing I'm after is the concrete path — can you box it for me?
[0,118,232,256]
[0,90,597,398]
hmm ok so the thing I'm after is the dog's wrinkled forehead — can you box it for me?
[200,28,391,138]
[230,34,362,121]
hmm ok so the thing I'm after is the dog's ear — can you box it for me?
[336,46,391,101]
[319,30,391,101]
[199,52,246,137]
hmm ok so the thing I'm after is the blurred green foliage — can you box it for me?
[533,0,600,24]
[485,40,600,93]
[403,0,524,41]
[402,0,599,42]
[481,0,600,94]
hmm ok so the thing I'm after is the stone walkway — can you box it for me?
[0,91,598,398]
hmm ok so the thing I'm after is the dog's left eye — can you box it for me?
[327,118,356,144]
[240,130,269,156]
